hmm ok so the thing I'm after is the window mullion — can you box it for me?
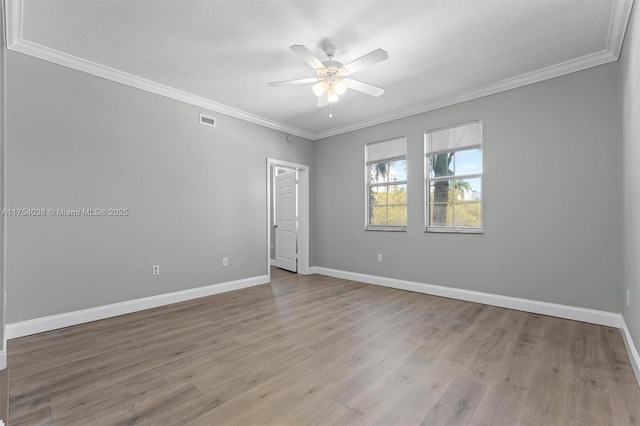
[427,174,481,183]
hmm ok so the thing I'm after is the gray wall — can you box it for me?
[621,3,640,351]
[314,62,621,312]
[0,15,5,347]
[3,39,625,325]
[5,51,314,323]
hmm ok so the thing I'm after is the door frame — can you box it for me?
[266,158,309,277]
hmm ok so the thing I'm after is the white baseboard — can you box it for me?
[620,316,640,385]
[310,267,621,328]
[311,267,640,387]
[6,275,269,339]
[5,267,638,386]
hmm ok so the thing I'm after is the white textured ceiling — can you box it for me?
[6,0,633,139]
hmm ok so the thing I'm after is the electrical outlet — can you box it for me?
[627,290,631,307]
[377,254,383,263]
[222,257,228,267]
[152,265,160,276]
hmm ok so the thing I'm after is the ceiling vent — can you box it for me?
[199,113,216,127]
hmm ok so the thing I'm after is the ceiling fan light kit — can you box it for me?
[268,43,388,114]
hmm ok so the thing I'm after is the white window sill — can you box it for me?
[426,227,483,234]
[366,226,407,232]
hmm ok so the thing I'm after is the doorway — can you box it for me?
[273,168,297,272]
[266,159,309,278]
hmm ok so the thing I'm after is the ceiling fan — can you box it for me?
[268,44,388,107]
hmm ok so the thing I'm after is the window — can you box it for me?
[425,121,482,233]
[365,138,407,230]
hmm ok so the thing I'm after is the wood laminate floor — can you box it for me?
[8,268,640,425]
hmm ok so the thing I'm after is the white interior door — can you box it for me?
[274,170,297,272]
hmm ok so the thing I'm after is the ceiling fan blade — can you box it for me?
[317,90,328,107]
[290,45,326,70]
[268,77,319,87]
[342,49,389,74]
[344,78,385,97]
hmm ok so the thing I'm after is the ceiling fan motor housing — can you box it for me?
[322,44,338,58]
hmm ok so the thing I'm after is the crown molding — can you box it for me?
[608,0,635,56]
[313,48,620,139]
[4,0,21,48]
[4,0,635,141]
[9,39,317,140]
[4,0,315,140]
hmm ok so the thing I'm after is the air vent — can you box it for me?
[199,113,216,127]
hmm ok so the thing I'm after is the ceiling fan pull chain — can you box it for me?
[329,102,333,118]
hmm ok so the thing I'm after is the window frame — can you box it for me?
[365,137,408,232]
[424,121,483,234]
